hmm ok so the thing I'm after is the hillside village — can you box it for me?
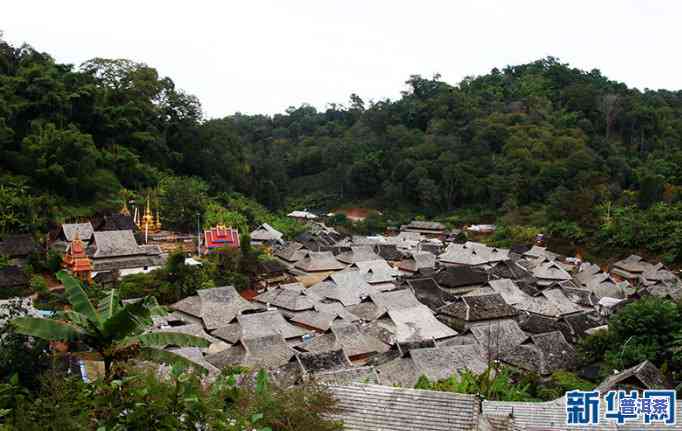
[2,204,681,430]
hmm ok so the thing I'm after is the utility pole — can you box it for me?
[196,212,201,256]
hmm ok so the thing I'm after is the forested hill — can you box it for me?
[1,35,681,262]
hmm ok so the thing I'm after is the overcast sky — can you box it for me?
[4,1,681,118]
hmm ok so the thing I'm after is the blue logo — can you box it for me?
[566,390,677,427]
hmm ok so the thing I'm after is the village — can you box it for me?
[1,199,681,430]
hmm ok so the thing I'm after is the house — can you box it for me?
[347,259,399,291]
[287,210,318,221]
[87,230,164,277]
[254,287,317,313]
[611,254,648,282]
[327,384,480,431]
[399,220,447,238]
[206,333,296,370]
[336,246,381,264]
[253,259,293,290]
[170,285,263,330]
[530,257,572,287]
[0,234,38,265]
[399,251,436,273]
[500,331,576,375]
[0,266,29,297]
[584,272,632,299]
[437,293,517,331]
[435,266,488,295]
[274,242,307,263]
[438,242,509,267]
[388,305,457,343]
[237,309,309,340]
[307,271,374,306]
[406,278,453,311]
[202,225,240,254]
[250,223,283,246]
[59,222,95,243]
[294,251,344,273]
[466,319,528,360]
[596,360,668,392]
[297,321,389,362]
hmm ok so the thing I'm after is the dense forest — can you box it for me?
[1,33,681,262]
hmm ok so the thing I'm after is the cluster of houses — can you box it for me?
[3,210,682,430]
[141,219,680,391]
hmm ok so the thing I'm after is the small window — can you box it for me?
[143,266,148,271]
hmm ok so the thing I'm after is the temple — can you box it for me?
[203,225,240,254]
[62,232,93,283]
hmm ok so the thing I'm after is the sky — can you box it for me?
[4,1,681,118]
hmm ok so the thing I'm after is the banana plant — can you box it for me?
[12,271,210,380]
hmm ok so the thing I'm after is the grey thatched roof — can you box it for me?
[468,319,527,358]
[289,310,340,331]
[253,287,316,311]
[327,384,479,431]
[297,348,351,373]
[238,310,308,340]
[407,278,450,311]
[523,245,559,261]
[308,271,375,306]
[298,322,388,358]
[370,289,422,311]
[531,258,572,281]
[294,251,344,272]
[0,266,29,289]
[0,234,37,258]
[349,259,399,284]
[375,356,421,388]
[575,262,601,285]
[250,223,283,242]
[585,272,630,299]
[193,286,264,330]
[337,246,381,264]
[596,360,667,392]
[205,334,296,369]
[169,295,202,318]
[439,293,517,322]
[274,242,307,262]
[399,251,436,272]
[90,230,152,258]
[165,347,221,377]
[439,242,510,266]
[61,222,94,242]
[92,254,165,272]
[210,323,242,344]
[409,344,487,381]
[313,366,379,385]
[388,305,458,342]
[314,302,361,322]
[345,302,385,322]
[401,220,447,231]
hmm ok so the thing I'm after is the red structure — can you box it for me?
[203,225,240,254]
[62,232,93,283]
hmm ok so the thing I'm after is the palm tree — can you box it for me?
[12,271,210,379]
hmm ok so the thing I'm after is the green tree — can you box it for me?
[159,175,209,232]
[11,271,210,379]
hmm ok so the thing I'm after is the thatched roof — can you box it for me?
[289,310,340,331]
[181,286,264,330]
[253,287,316,311]
[294,251,344,272]
[406,278,450,311]
[438,242,510,266]
[89,230,155,258]
[399,252,436,273]
[596,360,667,392]
[250,223,284,243]
[336,246,382,264]
[298,322,388,358]
[307,271,375,306]
[60,222,94,242]
[0,234,37,258]
[0,266,29,289]
[238,310,308,340]
[468,319,527,358]
[328,384,479,431]
[438,293,517,322]
[388,305,457,342]
[531,258,572,281]
[349,259,399,284]
[297,348,351,373]
[436,266,488,289]
[370,289,422,311]
[274,242,307,262]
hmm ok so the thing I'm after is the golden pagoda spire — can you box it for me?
[120,199,130,216]
[155,209,162,231]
